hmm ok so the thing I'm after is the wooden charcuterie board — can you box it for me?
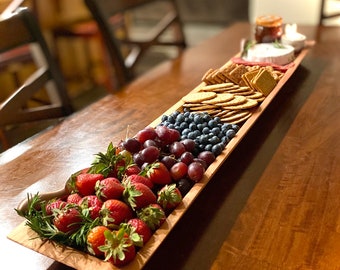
[7,45,311,270]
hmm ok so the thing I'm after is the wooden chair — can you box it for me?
[48,0,115,91]
[0,7,73,150]
[83,0,187,89]
[319,0,340,25]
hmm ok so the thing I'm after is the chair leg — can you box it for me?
[0,128,10,151]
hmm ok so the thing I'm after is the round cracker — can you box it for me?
[222,98,258,110]
[202,93,234,104]
[220,110,251,122]
[228,113,252,124]
[216,95,247,106]
[182,92,217,103]
[247,91,264,99]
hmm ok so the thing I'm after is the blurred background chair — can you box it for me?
[48,0,115,91]
[0,7,73,150]
[83,0,187,89]
[320,0,340,25]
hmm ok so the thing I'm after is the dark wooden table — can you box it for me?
[1,22,339,269]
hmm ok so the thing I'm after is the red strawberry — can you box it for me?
[144,162,172,185]
[123,182,157,210]
[137,203,166,231]
[78,195,103,220]
[45,200,67,216]
[127,218,152,245]
[75,173,104,196]
[95,177,124,201]
[101,228,136,267]
[87,225,111,257]
[101,199,133,226]
[126,174,153,189]
[66,193,82,204]
[53,207,83,233]
[157,184,182,211]
[125,164,141,176]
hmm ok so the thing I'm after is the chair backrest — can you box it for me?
[320,0,340,25]
[84,0,186,89]
[248,0,323,26]
[0,7,72,128]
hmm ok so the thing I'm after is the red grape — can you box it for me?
[161,155,177,170]
[122,138,141,153]
[168,128,180,143]
[170,162,188,181]
[143,139,158,148]
[187,161,205,182]
[155,125,172,145]
[169,141,186,158]
[136,127,157,143]
[179,151,194,165]
[180,138,195,152]
[197,151,215,167]
[133,152,144,167]
[140,146,160,164]
[193,158,207,169]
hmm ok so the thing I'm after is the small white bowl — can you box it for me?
[281,33,306,53]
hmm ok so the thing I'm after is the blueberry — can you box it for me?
[189,122,197,131]
[222,123,232,131]
[205,144,213,151]
[211,127,220,135]
[208,119,218,128]
[226,129,236,139]
[212,144,223,156]
[209,135,220,144]
[202,127,210,134]
[231,124,240,132]
[180,122,189,130]
[176,113,185,123]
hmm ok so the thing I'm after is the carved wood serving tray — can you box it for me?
[8,45,311,270]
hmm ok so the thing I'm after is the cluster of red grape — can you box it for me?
[121,125,216,196]
[159,110,240,156]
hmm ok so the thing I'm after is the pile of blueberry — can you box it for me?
[159,110,240,157]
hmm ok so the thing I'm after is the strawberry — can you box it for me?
[157,184,182,211]
[78,195,103,220]
[143,162,172,185]
[100,228,136,267]
[87,225,111,257]
[66,193,82,204]
[53,206,83,233]
[101,199,133,226]
[124,164,142,176]
[126,174,154,189]
[45,199,67,216]
[123,182,157,210]
[127,218,152,245]
[75,173,104,196]
[95,177,124,201]
[88,143,133,179]
[137,203,166,231]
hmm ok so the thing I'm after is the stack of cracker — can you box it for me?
[181,83,264,124]
[202,63,283,97]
